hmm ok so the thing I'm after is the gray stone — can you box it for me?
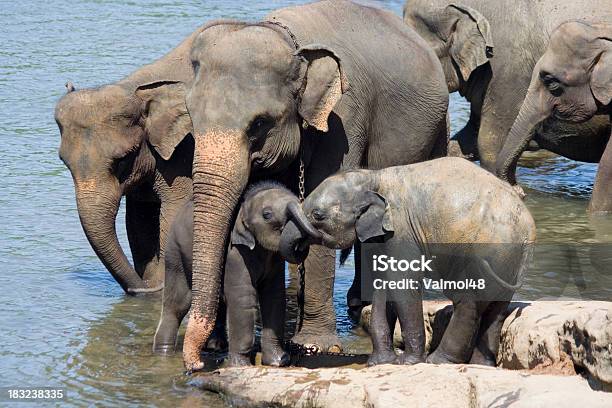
[193,363,612,407]
[360,301,612,387]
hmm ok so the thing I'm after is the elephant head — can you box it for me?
[182,21,348,370]
[232,181,320,258]
[55,28,199,292]
[280,170,394,262]
[496,21,612,185]
[403,1,494,92]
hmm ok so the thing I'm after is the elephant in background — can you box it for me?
[180,0,449,371]
[55,26,205,292]
[496,21,612,213]
[154,181,317,367]
[403,0,610,170]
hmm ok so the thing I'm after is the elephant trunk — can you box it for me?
[496,93,550,185]
[75,178,146,292]
[279,220,308,265]
[286,202,322,241]
[279,203,321,265]
[183,130,250,372]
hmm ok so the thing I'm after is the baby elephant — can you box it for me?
[280,157,536,366]
[154,181,316,366]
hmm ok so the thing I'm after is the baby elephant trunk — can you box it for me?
[281,202,321,264]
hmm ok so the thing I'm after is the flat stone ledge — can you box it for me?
[359,301,612,387]
[193,363,612,408]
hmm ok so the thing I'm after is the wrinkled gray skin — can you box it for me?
[55,27,204,292]
[496,21,612,213]
[404,0,610,171]
[155,182,317,367]
[181,0,449,370]
[281,158,536,366]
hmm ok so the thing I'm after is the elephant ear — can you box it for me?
[591,38,612,106]
[296,44,349,132]
[444,3,494,82]
[135,80,193,161]
[230,208,256,250]
[355,191,394,243]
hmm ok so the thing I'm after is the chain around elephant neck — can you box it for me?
[263,19,300,50]
[264,18,307,332]
[298,156,305,202]
[296,148,306,332]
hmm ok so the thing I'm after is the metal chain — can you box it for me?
[264,20,300,50]
[296,152,306,333]
[298,156,305,203]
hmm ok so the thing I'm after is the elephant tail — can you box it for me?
[127,282,164,294]
[478,242,534,291]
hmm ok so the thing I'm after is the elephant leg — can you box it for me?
[347,243,363,322]
[449,112,480,161]
[224,249,257,367]
[469,301,509,366]
[205,298,227,352]
[393,299,426,365]
[292,245,341,352]
[427,299,484,364]
[477,113,510,172]
[153,247,191,354]
[429,111,449,159]
[367,289,397,366]
[125,192,162,284]
[589,133,612,214]
[258,257,289,367]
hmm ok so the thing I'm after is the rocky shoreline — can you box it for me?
[194,301,612,407]
[361,300,612,388]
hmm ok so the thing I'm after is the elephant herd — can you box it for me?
[55,0,611,371]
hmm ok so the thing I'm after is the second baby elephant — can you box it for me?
[280,157,536,366]
[155,181,317,366]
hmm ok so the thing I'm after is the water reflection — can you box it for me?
[59,293,224,406]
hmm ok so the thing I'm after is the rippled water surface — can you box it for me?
[0,0,609,406]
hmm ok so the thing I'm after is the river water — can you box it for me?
[0,0,610,406]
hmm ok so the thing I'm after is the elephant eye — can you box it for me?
[248,115,274,140]
[262,208,274,221]
[311,208,327,222]
[540,72,564,97]
[113,148,139,183]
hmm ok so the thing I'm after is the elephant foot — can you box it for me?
[394,352,425,365]
[262,348,290,367]
[469,348,496,367]
[226,352,253,367]
[426,349,462,365]
[367,350,397,367]
[292,332,343,353]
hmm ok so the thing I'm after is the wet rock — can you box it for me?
[360,301,612,387]
[193,363,612,407]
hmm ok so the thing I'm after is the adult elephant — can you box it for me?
[403,0,610,170]
[496,21,612,212]
[181,0,449,371]
[55,26,204,293]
